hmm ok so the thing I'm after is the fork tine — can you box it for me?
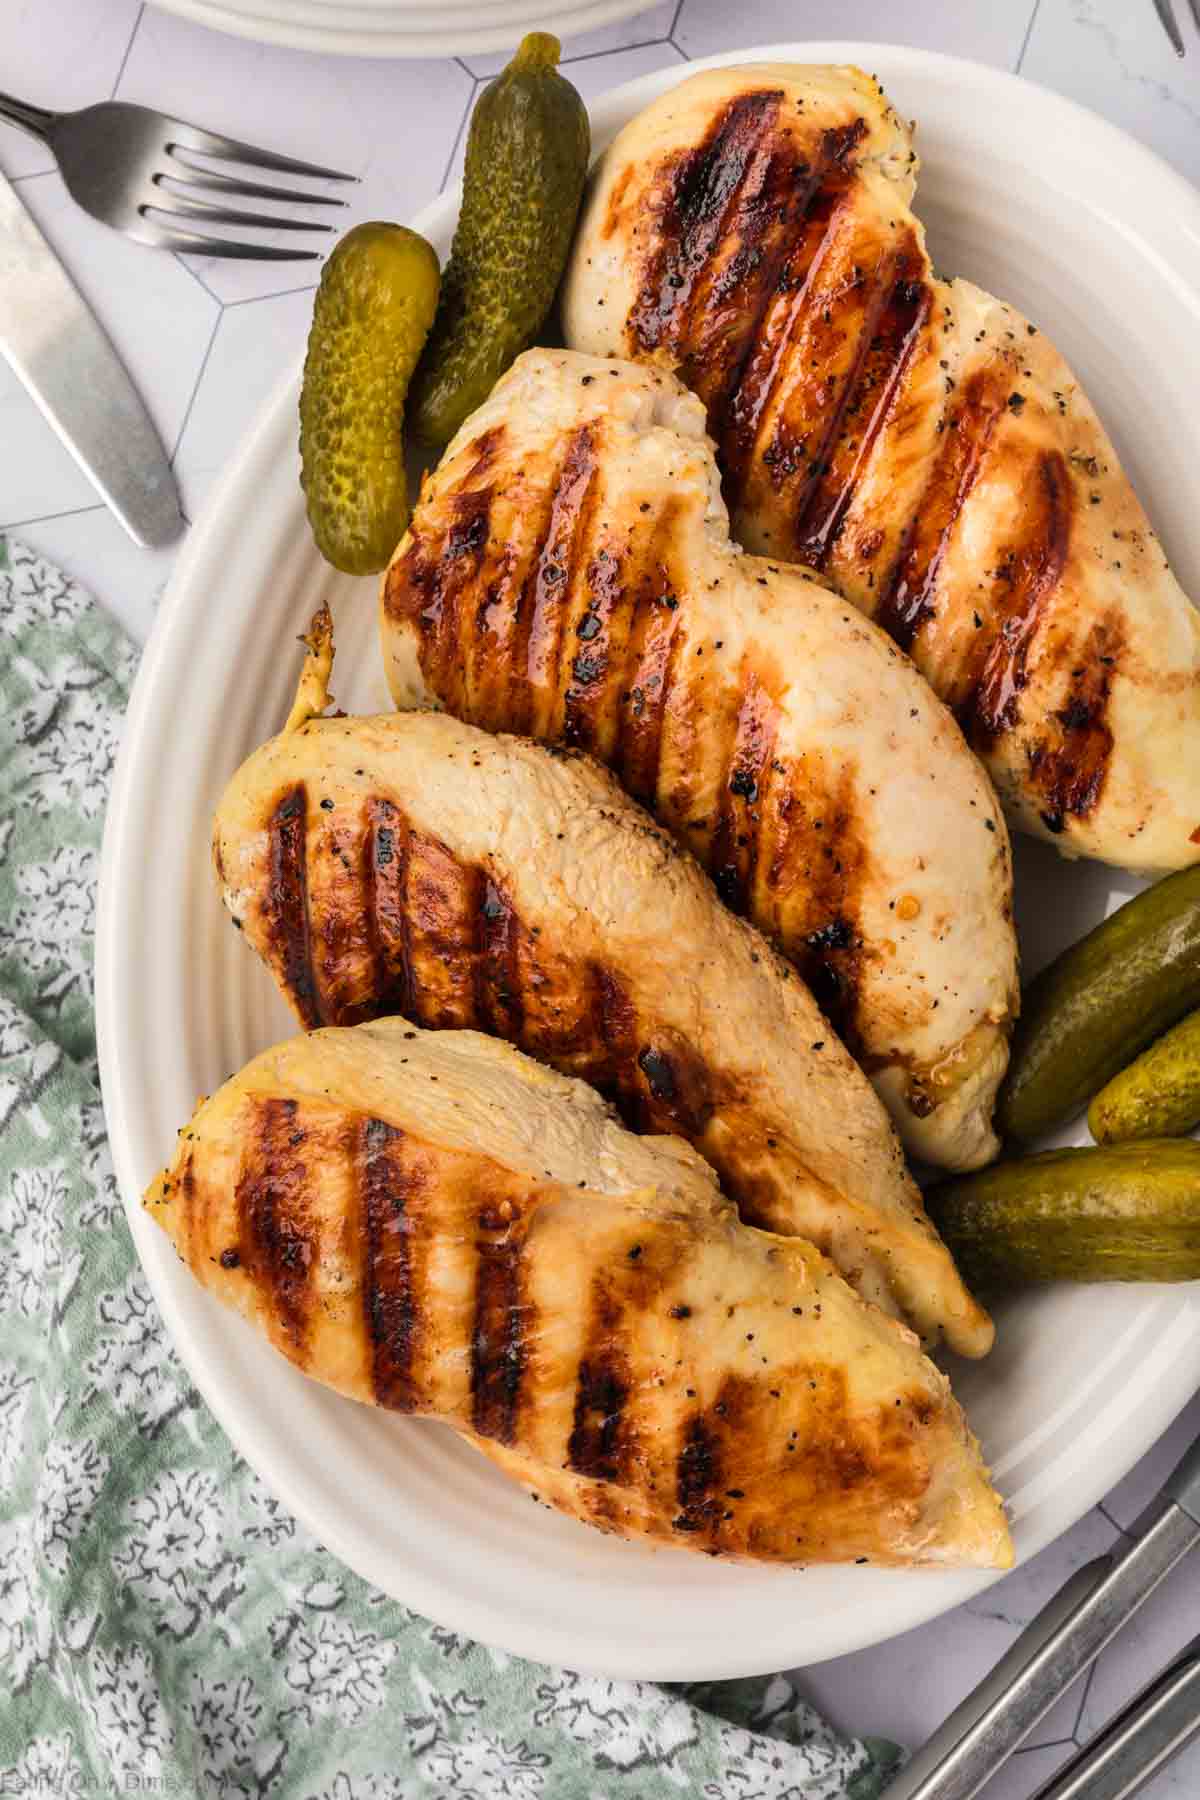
[161,162,348,208]
[1186,0,1200,34]
[1153,0,1186,55]
[144,195,333,234]
[138,218,322,261]
[164,124,357,182]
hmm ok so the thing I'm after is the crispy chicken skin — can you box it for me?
[563,65,1200,874]
[144,1021,1012,1568]
[380,348,1018,1171]
[212,613,992,1355]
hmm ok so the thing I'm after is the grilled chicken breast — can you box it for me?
[212,611,991,1355]
[380,348,1018,1170]
[563,65,1200,873]
[144,1021,1012,1568]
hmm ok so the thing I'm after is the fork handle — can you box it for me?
[0,92,57,144]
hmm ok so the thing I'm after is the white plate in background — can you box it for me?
[97,43,1200,1678]
[144,0,660,58]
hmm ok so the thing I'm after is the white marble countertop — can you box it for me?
[4,1,1198,1791]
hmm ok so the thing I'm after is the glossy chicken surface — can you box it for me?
[144,1021,1012,1568]
[563,65,1200,874]
[212,615,991,1354]
[380,348,1018,1171]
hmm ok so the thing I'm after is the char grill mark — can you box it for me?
[758,235,905,539]
[758,759,866,1044]
[475,871,525,1039]
[266,784,320,1027]
[674,1415,722,1534]
[524,424,600,739]
[568,1357,632,1481]
[1027,614,1121,833]
[616,503,686,808]
[964,451,1074,745]
[563,538,627,754]
[590,963,639,1108]
[470,1209,528,1445]
[568,1278,633,1483]
[797,257,932,568]
[719,123,869,499]
[629,89,787,356]
[382,475,495,715]
[357,1116,422,1411]
[180,1150,199,1272]
[403,832,484,1029]
[873,368,1008,650]
[365,797,414,1020]
[708,669,780,917]
[236,1096,315,1359]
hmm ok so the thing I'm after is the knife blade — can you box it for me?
[0,169,182,548]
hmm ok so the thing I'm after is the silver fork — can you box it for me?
[0,94,354,260]
[1153,0,1200,56]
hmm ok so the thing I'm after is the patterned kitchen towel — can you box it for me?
[0,535,902,1800]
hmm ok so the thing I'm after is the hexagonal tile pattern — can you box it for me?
[172,285,314,519]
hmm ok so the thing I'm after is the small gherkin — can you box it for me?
[300,221,440,575]
[411,32,590,448]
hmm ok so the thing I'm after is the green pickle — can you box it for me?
[300,221,440,575]
[1089,1006,1200,1143]
[411,32,590,448]
[997,864,1200,1144]
[926,1140,1200,1288]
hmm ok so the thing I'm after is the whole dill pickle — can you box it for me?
[300,221,439,575]
[411,32,589,448]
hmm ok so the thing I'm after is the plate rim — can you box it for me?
[141,0,666,58]
[98,39,1200,1678]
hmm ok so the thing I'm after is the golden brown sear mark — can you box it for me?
[236,1095,315,1359]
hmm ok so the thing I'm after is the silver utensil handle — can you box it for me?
[883,1501,1200,1800]
[1030,1640,1200,1800]
[0,92,56,143]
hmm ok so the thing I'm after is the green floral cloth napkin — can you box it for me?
[0,535,901,1800]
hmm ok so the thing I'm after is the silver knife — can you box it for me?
[883,1429,1200,1800]
[0,168,182,548]
[1030,1636,1200,1800]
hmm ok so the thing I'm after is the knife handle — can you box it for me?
[0,92,56,144]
